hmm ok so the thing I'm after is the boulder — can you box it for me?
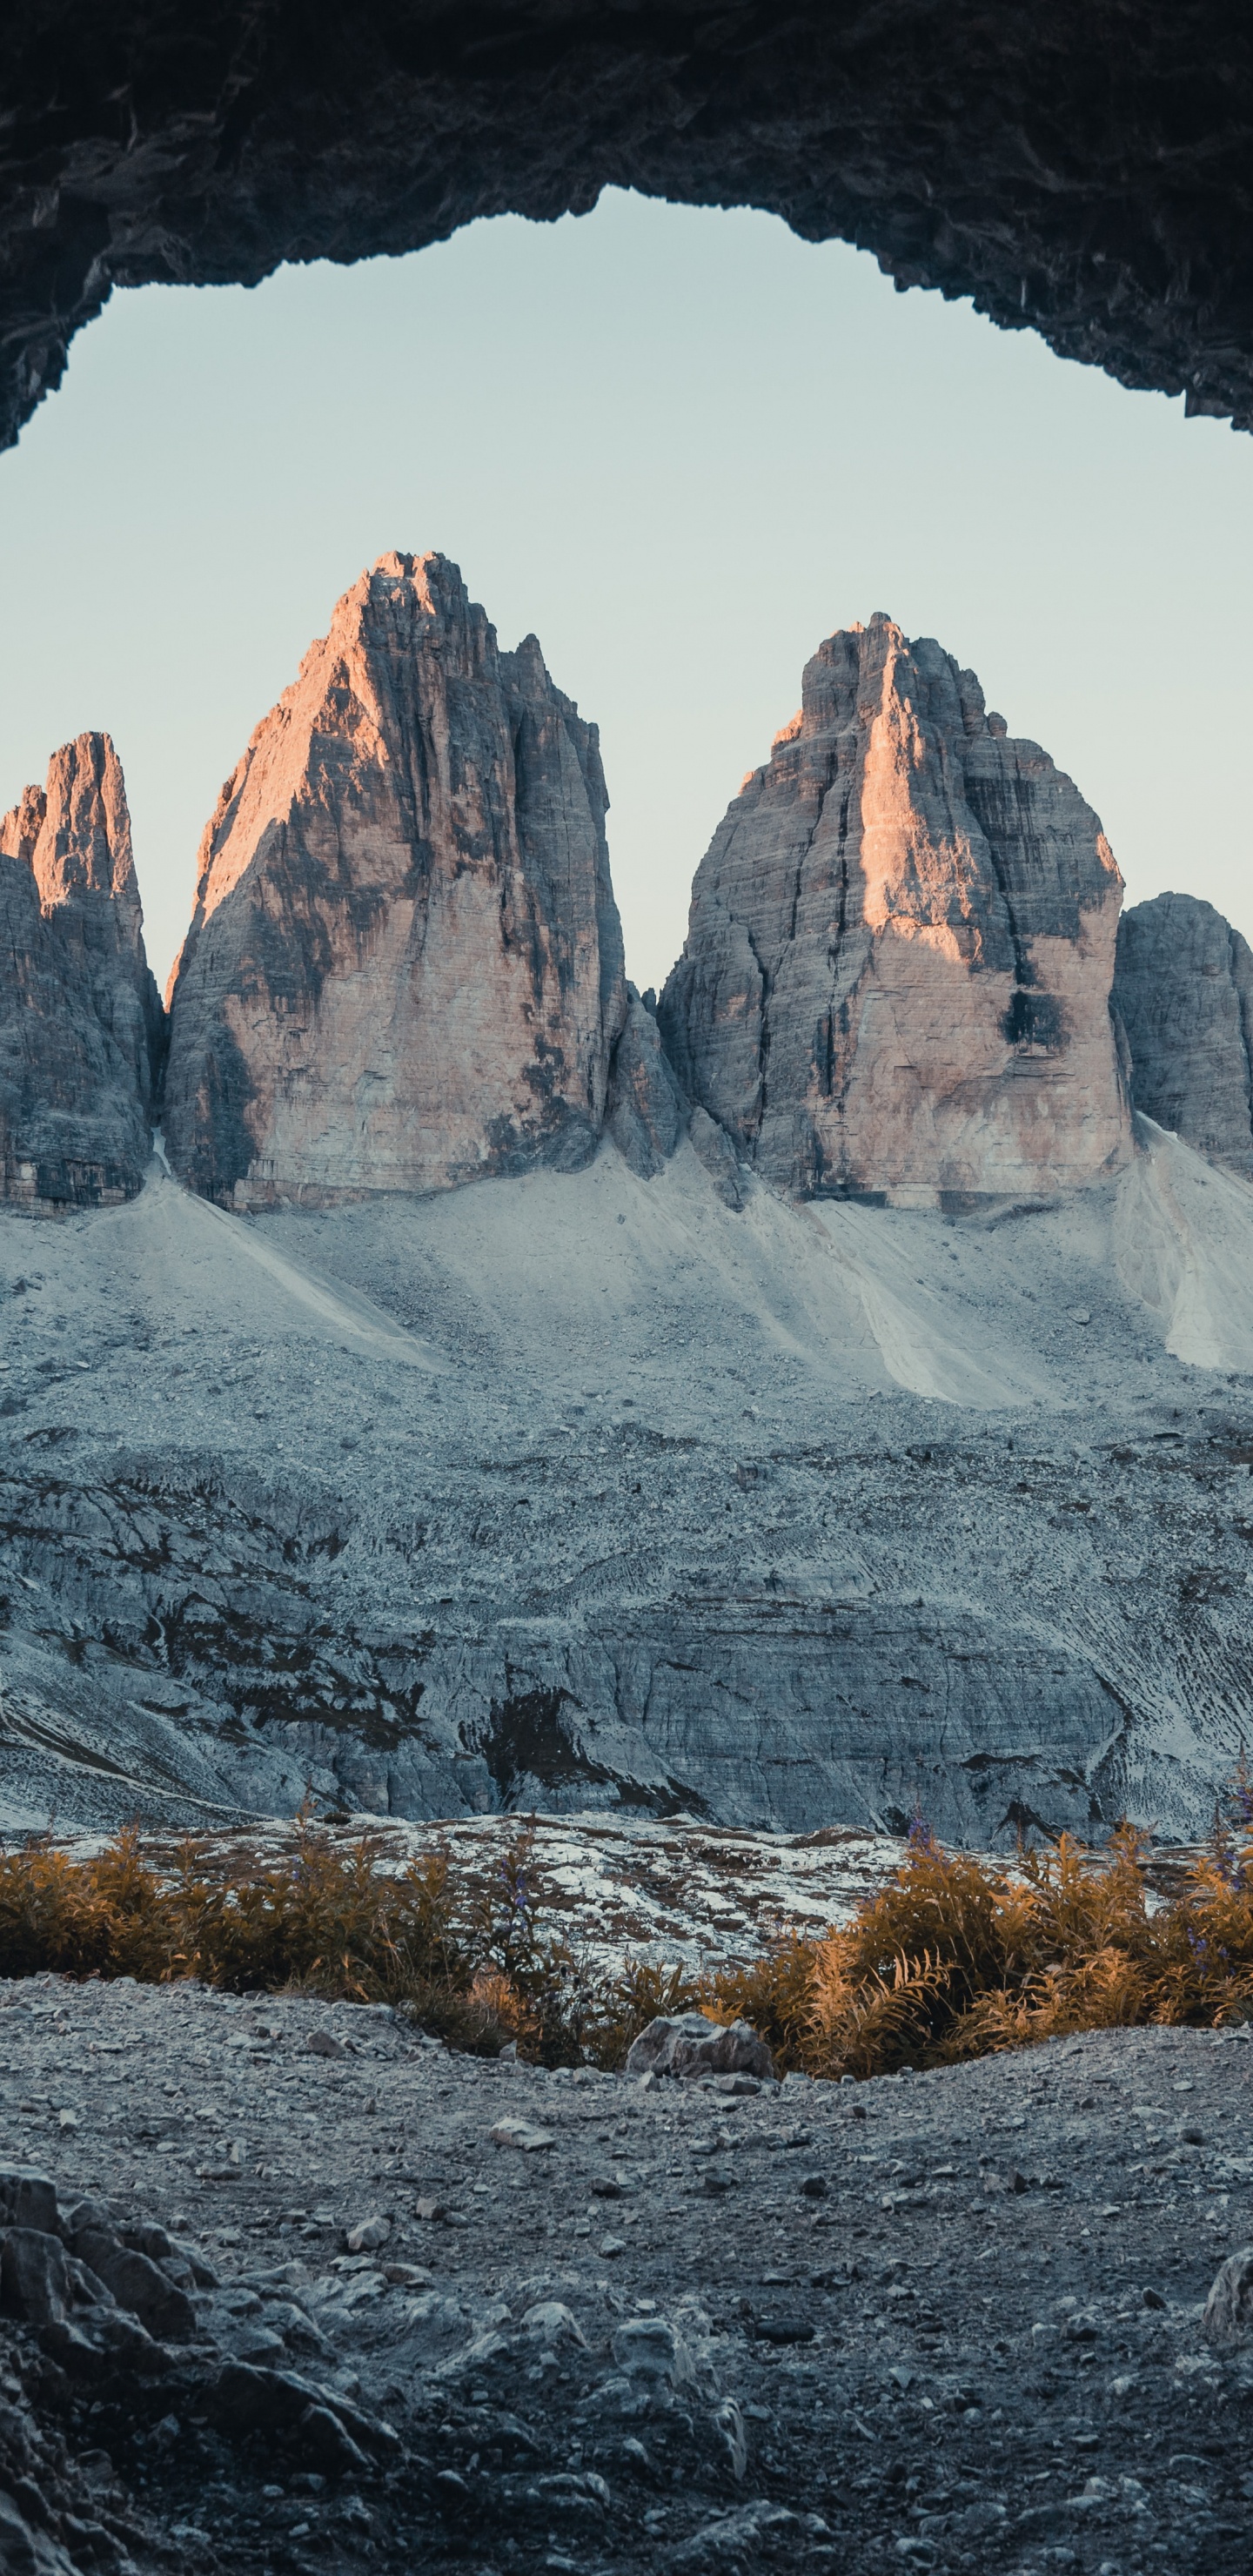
[489,2118,556,2152]
[623,2012,774,2082]
[0,2489,79,2576]
[0,2170,59,2236]
[70,2224,197,2341]
[210,2360,399,2458]
[0,2231,73,2326]
[1113,892,1253,1174]
[660,615,1130,1206]
[1202,2242,1253,2347]
[164,551,627,1207]
[610,2315,695,2385]
[0,735,162,1209]
[344,2216,390,2254]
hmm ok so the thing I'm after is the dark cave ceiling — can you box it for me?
[3,3,1250,452]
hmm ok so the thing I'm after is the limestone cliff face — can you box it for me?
[0,734,162,1209]
[1113,893,1253,1176]
[164,552,628,1206]
[660,614,1130,1205]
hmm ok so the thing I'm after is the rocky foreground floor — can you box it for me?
[1,1981,1250,2575]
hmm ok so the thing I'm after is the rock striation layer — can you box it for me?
[660,614,1130,1207]
[164,552,627,1207]
[0,733,162,1209]
[1114,892,1253,1176]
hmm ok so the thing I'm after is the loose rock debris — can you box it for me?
[0,1976,1250,2573]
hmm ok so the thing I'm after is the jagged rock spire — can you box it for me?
[1114,892,1253,1175]
[164,551,628,1207]
[659,614,1130,1206]
[0,733,161,1209]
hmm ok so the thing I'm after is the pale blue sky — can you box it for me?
[1,188,1249,993]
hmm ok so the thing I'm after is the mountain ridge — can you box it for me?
[5,568,1253,1844]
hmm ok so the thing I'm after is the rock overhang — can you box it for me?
[1,4,1251,459]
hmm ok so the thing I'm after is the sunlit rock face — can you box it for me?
[0,734,162,1209]
[660,614,1131,1206]
[164,551,627,1207]
[1114,892,1253,1176]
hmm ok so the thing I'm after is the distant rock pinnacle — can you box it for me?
[0,733,162,1208]
[163,552,628,1207]
[1114,892,1253,1176]
[659,614,1131,1206]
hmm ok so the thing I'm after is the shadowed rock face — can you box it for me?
[605,985,685,1180]
[164,550,627,1207]
[1114,892,1253,1175]
[2,6,1250,458]
[0,733,162,1208]
[660,615,1130,1207]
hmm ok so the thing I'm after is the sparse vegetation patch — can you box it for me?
[1,1786,1250,2076]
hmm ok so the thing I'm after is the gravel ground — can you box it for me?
[1,1976,1250,2576]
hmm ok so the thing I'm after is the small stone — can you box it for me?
[800,2176,828,2199]
[701,2169,736,2197]
[306,2031,346,2061]
[523,2300,587,2350]
[344,2217,390,2254]
[599,2235,626,2259]
[1142,2286,1167,2311]
[489,2118,556,2153]
[413,2199,447,2224]
[623,2013,774,2083]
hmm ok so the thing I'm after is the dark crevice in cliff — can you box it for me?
[819,777,854,1104]
[1229,922,1253,1155]
[962,762,1073,1056]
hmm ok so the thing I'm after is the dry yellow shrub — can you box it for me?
[1,1782,1250,2079]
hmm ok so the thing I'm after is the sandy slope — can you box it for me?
[2,1128,1253,1843]
[1115,1116,1253,1372]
